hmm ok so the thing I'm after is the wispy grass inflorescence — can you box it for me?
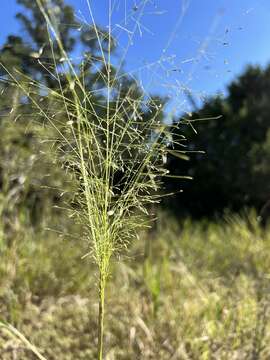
[0,1,189,358]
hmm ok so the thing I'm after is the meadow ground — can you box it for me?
[1,211,270,359]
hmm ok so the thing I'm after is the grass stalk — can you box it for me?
[0,321,47,360]
[97,270,106,360]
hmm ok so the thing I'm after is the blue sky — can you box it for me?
[1,0,270,116]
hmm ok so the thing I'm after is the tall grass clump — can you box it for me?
[0,1,188,357]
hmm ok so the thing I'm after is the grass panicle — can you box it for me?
[0,1,188,357]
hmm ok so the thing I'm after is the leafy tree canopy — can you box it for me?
[164,64,270,217]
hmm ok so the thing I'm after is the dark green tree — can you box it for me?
[164,65,270,217]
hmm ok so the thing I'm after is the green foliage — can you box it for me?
[165,65,270,217]
[2,1,270,358]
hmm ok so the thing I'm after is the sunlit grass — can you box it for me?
[1,212,270,359]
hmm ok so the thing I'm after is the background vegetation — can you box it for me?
[1,0,270,359]
[164,65,270,217]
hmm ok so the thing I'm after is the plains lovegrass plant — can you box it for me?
[1,0,190,358]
